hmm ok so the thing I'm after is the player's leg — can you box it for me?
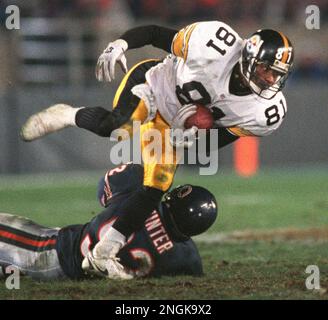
[85,115,181,279]
[139,113,180,191]
[75,59,159,137]
[111,114,180,234]
[20,59,160,141]
[0,213,66,280]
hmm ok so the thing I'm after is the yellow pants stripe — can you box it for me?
[111,59,179,191]
[113,59,160,109]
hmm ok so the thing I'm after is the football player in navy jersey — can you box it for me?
[0,163,217,280]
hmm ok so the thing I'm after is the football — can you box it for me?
[184,104,214,130]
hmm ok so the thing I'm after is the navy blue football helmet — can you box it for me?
[162,184,218,241]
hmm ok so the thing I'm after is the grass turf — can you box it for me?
[0,168,328,299]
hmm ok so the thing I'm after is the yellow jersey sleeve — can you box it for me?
[227,127,257,137]
[171,23,198,61]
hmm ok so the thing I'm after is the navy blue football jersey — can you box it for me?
[56,164,203,279]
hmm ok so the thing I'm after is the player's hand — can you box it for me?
[170,104,198,148]
[169,126,198,148]
[171,104,197,129]
[95,39,128,82]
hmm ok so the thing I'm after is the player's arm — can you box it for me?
[217,128,240,148]
[204,127,239,155]
[95,21,202,82]
[120,25,177,52]
[96,25,177,82]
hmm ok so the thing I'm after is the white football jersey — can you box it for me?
[145,21,287,137]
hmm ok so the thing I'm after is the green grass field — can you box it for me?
[0,167,328,300]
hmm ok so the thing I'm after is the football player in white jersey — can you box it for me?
[20,21,294,279]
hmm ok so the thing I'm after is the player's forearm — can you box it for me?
[217,128,240,149]
[112,186,164,237]
[204,128,239,155]
[120,25,178,52]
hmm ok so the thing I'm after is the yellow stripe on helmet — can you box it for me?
[278,32,290,64]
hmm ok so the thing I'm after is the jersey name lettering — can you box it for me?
[145,211,173,254]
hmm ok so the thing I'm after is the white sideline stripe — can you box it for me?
[0,171,104,190]
[194,227,328,243]
[223,194,275,205]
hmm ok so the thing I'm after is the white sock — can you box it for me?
[69,106,85,126]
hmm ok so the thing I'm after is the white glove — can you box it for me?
[169,104,198,148]
[171,104,197,129]
[95,39,128,82]
[170,126,198,148]
[81,228,133,280]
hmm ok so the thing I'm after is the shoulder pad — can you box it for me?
[98,163,144,206]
